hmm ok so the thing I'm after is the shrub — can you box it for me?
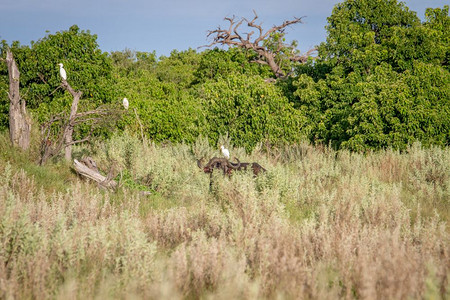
[200,73,307,151]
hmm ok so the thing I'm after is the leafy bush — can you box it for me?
[114,68,206,143]
[295,62,450,150]
[294,1,450,150]
[195,48,273,83]
[1,25,116,140]
[200,73,306,151]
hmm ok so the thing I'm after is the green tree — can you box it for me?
[109,48,157,76]
[200,73,306,151]
[155,49,200,88]
[195,48,272,83]
[0,25,118,149]
[6,25,114,124]
[320,0,420,74]
[114,66,206,143]
[423,6,450,71]
[295,1,450,150]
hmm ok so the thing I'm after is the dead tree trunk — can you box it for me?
[73,158,117,190]
[61,80,82,161]
[39,96,117,165]
[39,67,122,165]
[6,49,31,150]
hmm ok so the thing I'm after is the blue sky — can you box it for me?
[0,0,448,57]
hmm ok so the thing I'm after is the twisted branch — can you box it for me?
[202,10,316,78]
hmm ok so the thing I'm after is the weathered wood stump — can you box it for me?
[73,157,117,189]
[6,49,31,150]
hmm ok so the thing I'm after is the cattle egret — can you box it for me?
[123,98,129,110]
[58,63,67,81]
[220,145,230,159]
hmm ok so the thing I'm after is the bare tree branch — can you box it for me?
[39,78,123,165]
[201,10,316,78]
[37,72,48,85]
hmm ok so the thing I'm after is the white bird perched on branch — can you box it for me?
[57,63,67,81]
[220,145,230,159]
[122,98,129,110]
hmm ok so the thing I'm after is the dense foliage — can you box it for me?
[1,1,449,151]
[1,26,114,123]
[295,1,449,150]
[0,2,449,297]
[199,73,305,150]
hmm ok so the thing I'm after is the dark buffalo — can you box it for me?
[197,157,266,176]
[197,157,241,175]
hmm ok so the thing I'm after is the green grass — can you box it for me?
[0,134,76,194]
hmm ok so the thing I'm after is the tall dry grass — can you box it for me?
[0,132,449,299]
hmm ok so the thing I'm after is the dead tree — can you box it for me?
[5,49,31,150]
[73,157,118,190]
[61,79,82,161]
[203,10,316,79]
[39,77,121,165]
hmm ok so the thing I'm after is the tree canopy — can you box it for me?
[294,1,449,150]
[1,1,449,152]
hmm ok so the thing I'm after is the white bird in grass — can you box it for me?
[123,97,129,110]
[220,145,230,159]
[58,63,67,81]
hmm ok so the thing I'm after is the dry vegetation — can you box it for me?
[0,132,449,299]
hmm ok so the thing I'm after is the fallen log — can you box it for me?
[73,158,117,189]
